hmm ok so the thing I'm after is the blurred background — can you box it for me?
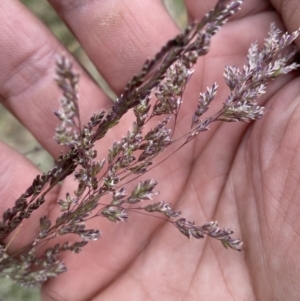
[0,0,186,300]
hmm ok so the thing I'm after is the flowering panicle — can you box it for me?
[54,56,81,146]
[1,0,299,288]
[174,219,243,251]
[218,23,300,123]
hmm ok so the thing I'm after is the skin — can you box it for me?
[0,0,300,300]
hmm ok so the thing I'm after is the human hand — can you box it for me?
[0,0,299,300]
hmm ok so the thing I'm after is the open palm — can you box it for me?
[0,0,299,300]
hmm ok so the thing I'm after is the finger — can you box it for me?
[270,0,300,47]
[0,0,109,158]
[184,0,271,21]
[47,0,180,94]
[0,142,59,251]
